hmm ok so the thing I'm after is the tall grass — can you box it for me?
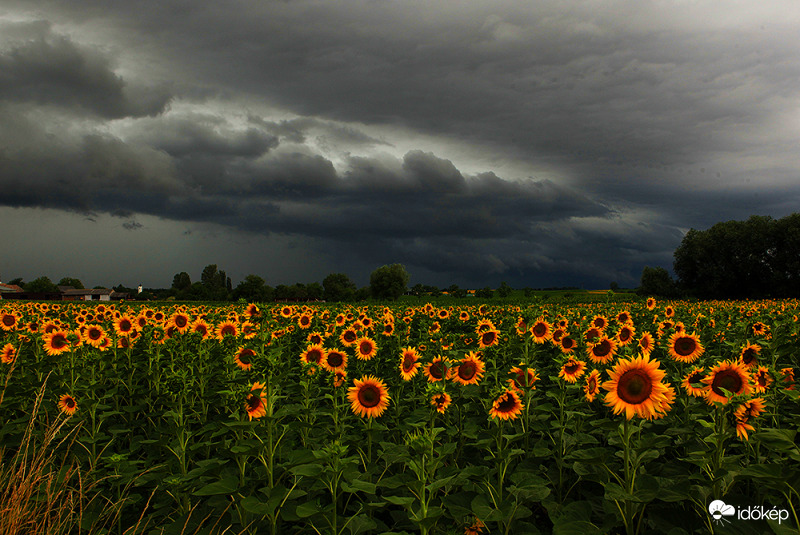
[0,372,125,535]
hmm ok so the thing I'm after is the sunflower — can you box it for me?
[399,347,421,381]
[667,332,704,363]
[559,357,586,383]
[559,336,577,354]
[234,347,256,371]
[82,324,106,348]
[616,324,636,346]
[664,305,675,318]
[170,313,191,333]
[190,318,213,339]
[587,336,617,364]
[43,330,71,356]
[591,315,608,330]
[602,354,672,420]
[616,311,632,324]
[1,343,16,364]
[508,365,539,393]
[354,337,378,361]
[215,320,239,340]
[58,394,77,416]
[489,390,524,421]
[583,327,602,344]
[459,311,470,322]
[0,311,18,331]
[245,382,268,420]
[638,332,654,357]
[340,327,358,346]
[682,366,708,397]
[333,370,347,388]
[781,367,796,390]
[646,297,656,310]
[733,398,766,441]
[475,319,495,334]
[430,392,452,414]
[382,322,395,336]
[323,349,347,373]
[702,360,752,405]
[279,306,294,318]
[348,375,391,418]
[297,313,313,330]
[300,344,326,366]
[452,352,485,386]
[530,319,551,344]
[113,315,135,337]
[478,329,500,349]
[739,343,761,369]
[752,322,768,336]
[752,366,773,393]
[424,357,451,383]
[583,369,602,402]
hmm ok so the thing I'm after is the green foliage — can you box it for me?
[57,277,85,289]
[637,266,678,298]
[673,213,800,298]
[23,276,59,293]
[171,272,192,291]
[233,274,273,302]
[369,264,409,300]
[323,273,357,302]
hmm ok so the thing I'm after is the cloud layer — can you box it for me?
[1,2,799,288]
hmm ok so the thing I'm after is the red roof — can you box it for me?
[0,283,23,293]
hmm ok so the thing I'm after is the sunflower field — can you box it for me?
[0,298,798,535]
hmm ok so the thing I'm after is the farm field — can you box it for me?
[1,298,798,535]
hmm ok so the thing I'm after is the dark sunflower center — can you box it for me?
[307,349,322,363]
[564,363,579,374]
[52,335,67,349]
[593,340,612,357]
[584,329,600,341]
[675,338,696,356]
[402,355,416,372]
[344,331,356,342]
[120,320,132,331]
[65,398,75,408]
[327,352,344,367]
[617,369,653,404]
[496,394,516,413]
[533,324,546,337]
[359,342,372,355]
[742,349,757,364]
[430,362,445,379]
[88,328,102,340]
[712,370,743,396]
[481,332,496,344]
[2,315,15,327]
[458,361,477,380]
[246,395,262,410]
[562,338,575,348]
[358,386,380,408]
[239,350,253,363]
[175,316,187,328]
[619,329,631,341]
[301,317,310,325]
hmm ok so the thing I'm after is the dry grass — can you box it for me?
[0,374,129,535]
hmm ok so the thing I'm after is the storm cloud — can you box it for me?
[1,2,798,289]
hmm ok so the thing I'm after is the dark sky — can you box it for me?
[2,1,799,290]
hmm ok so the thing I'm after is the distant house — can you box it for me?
[0,283,24,294]
[59,286,114,301]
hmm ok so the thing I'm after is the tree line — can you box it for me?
[639,213,800,299]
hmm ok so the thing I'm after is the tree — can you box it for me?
[24,276,59,293]
[172,272,191,291]
[58,277,84,289]
[475,287,494,298]
[673,214,800,298]
[447,284,466,298]
[637,267,678,298]
[233,275,272,302]
[306,282,324,301]
[7,277,24,287]
[323,273,357,302]
[496,281,513,298]
[200,264,230,300]
[609,281,619,292]
[369,264,410,300]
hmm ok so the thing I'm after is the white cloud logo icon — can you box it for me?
[709,500,736,523]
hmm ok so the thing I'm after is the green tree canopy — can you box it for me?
[57,277,84,289]
[369,264,409,300]
[24,276,59,293]
[323,273,357,302]
[637,267,678,298]
[673,214,800,298]
[233,275,273,302]
[172,272,191,291]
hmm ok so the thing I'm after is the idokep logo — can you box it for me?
[708,500,735,525]
[708,499,791,526]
